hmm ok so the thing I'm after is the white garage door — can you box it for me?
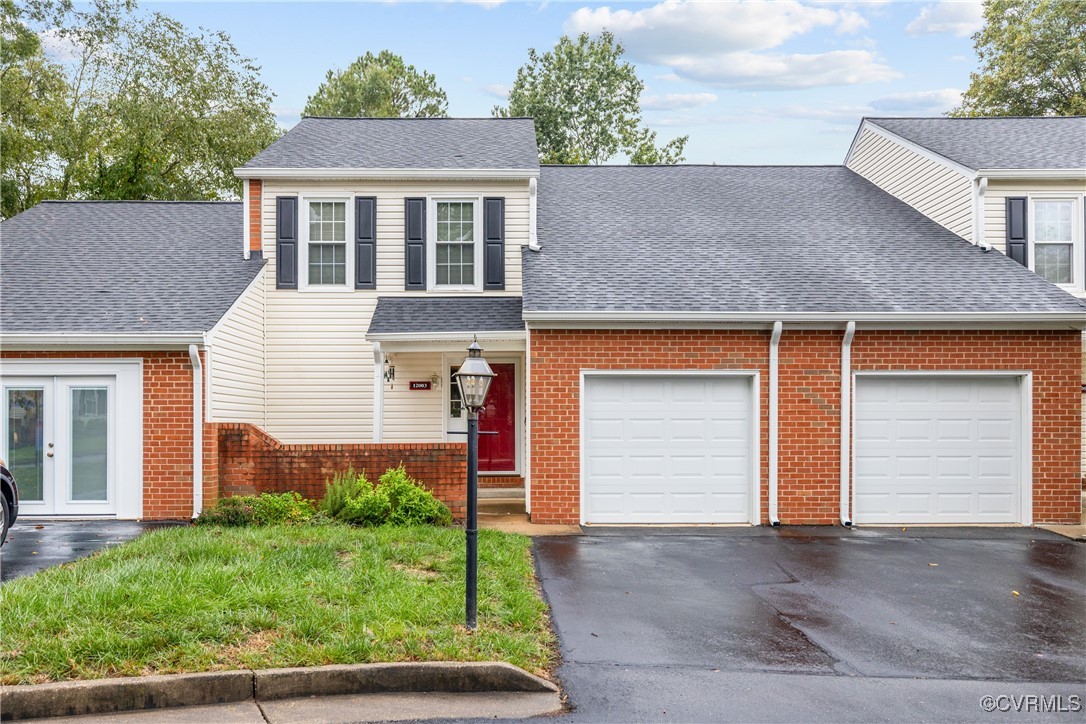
[583,374,755,524]
[855,376,1023,524]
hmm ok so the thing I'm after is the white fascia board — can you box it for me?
[521,310,1086,330]
[977,168,1086,180]
[850,119,977,180]
[234,167,540,181]
[365,330,527,343]
[0,332,206,349]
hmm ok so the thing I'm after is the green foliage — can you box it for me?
[494,31,687,165]
[198,492,315,527]
[303,50,448,118]
[1,0,280,217]
[340,486,392,526]
[319,467,372,519]
[321,465,452,527]
[952,0,1086,116]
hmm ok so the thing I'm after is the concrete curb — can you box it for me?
[0,662,557,721]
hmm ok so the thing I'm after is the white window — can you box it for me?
[302,199,352,289]
[1029,196,1083,291]
[428,197,482,290]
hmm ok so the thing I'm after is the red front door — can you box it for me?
[478,363,516,472]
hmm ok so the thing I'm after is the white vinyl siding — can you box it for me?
[381,353,445,442]
[208,273,266,425]
[260,179,529,443]
[847,127,974,241]
[982,179,1086,256]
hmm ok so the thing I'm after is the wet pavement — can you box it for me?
[0,520,178,582]
[532,527,1086,722]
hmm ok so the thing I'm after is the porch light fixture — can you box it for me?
[453,338,495,630]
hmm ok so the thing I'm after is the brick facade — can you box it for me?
[527,328,1082,526]
[215,423,468,520]
[0,350,205,520]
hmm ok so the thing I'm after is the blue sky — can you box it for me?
[152,0,985,164]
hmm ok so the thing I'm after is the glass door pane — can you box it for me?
[69,387,108,501]
[6,388,45,502]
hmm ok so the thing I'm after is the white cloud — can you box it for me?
[668,50,899,90]
[641,92,718,111]
[461,0,506,7]
[870,88,963,114]
[773,104,872,124]
[566,0,854,59]
[906,1,984,37]
[565,0,895,91]
[483,83,510,99]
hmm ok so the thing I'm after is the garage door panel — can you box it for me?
[855,376,1022,525]
[584,375,754,524]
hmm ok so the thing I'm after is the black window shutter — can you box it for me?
[404,198,426,290]
[1006,197,1028,267]
[355,196,377,289]
[276,196,298,289]
[483,197,505,290]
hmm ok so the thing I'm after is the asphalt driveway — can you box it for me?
[534,527,1086,723]
[0,520,173,582]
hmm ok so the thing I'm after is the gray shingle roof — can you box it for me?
[243,117,540,171]
[867,117,1086,170]
[368,296,524,336]
[523,165,1086,315]
[1,201,264,334]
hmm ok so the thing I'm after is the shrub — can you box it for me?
[197,492,315,526]
[320,468,372,519]
[340,487,392,526]
[379,466,453,527]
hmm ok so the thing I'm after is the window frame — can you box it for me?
[427,195,483,292]
[299,194,354,292]
[1027,194,1084,293]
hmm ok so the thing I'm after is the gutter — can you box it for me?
[188,344,204,520]
[839,322,856,528]
[972,176,989,246]
[976,168,1086,180]
[0,332,206,349]
[768,321,783,526]
[365,330,527,343]
[528,177,540,251]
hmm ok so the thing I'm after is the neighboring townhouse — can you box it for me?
[2,116,1084,527]
[0,202,262,519]
[845,116,1086,475]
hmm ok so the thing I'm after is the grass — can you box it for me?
[0,525,556,685]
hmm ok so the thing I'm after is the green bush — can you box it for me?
[340,487,392,526]
[320,467,372,519]
[379,466,453,526]
[197,492,315,526]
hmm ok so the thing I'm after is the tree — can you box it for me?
[952,0,1086,116]
[303,51,448,118]
[1,0,280,217]
[494,32,687,165]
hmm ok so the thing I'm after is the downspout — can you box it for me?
[528,177,540,251]
[373,342,384,442]
[972,176,988,247]
[187,344,203,519]
[839,322,856,528]
[768,321,783,526]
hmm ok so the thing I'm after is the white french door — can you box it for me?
[3,376,117,516]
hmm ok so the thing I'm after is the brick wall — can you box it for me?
[215,423,468,520]
[480,475,524,489]
[527,328,1082,526]
[0,350,201,520]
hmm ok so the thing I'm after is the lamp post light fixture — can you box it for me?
[452,339,495,630]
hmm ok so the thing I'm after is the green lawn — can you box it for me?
[0,525,556,685]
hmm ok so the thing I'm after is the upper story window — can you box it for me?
[429,198,482,290]
[303,199,351,289]
[1030,196,1083,290]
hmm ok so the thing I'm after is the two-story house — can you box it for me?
[845,116,1086,477]
[3,116,1084,529]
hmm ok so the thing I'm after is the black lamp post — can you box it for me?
[453,339,495,630]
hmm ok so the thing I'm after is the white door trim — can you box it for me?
[579,369,762,526]
[852,370,1032,526]
[442,353,524,476]
[1,359,144,519]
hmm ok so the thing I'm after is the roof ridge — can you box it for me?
[541,164,845,169]
[867,115,1086,121]
[36,199,240,204]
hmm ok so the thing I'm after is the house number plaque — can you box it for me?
[409,381,432,391]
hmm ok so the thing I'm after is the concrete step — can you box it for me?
[479,487,524,499]
[479,498,526,515]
